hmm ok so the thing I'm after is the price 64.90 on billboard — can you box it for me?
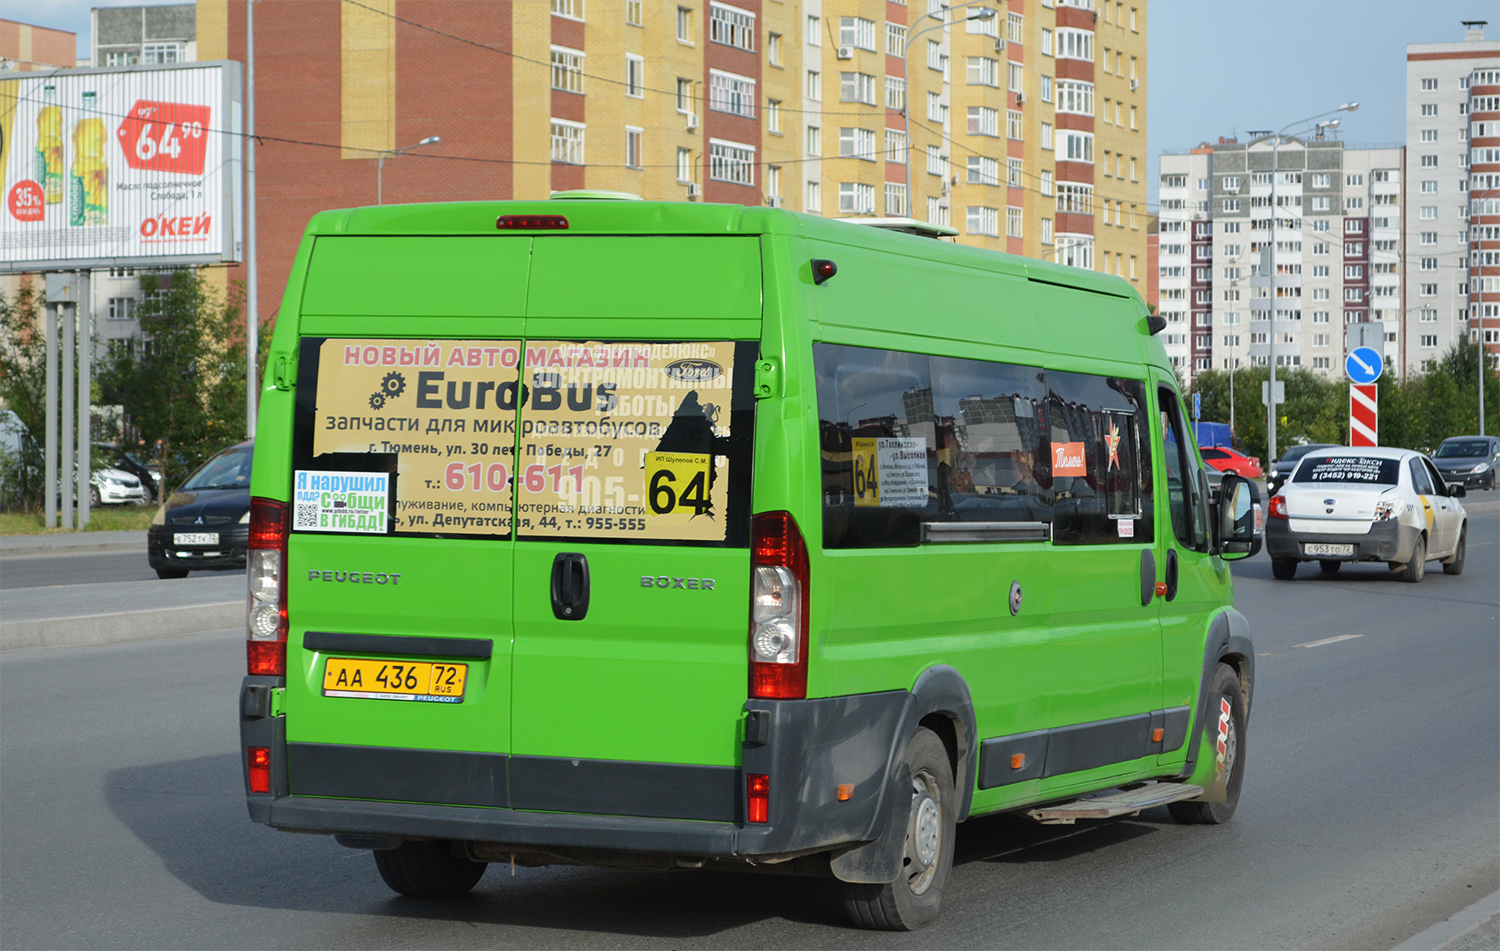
[0,62,242,272]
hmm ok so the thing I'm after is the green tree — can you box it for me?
[0,286,48,508]
[100,270,249,490]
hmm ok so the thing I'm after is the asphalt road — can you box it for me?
[0,550,244,589]
[1,512,1496,949]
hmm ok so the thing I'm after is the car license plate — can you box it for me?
[322,658,467,703]
[173,532,219,545]
[1304,543,1353,557]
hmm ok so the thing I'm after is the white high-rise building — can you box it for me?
[1405,22,1500,372]
[1159,136,1403,384]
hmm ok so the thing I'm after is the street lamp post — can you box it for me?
[1472,186,1496,436]
[902,3,996,209]
[1265,102,1357,464]
[377,135,441,205]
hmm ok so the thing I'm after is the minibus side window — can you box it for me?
[815,344,939,548]
[1159,386,1206,551]
[1045,372,1154,545]
[928,355,1050,525]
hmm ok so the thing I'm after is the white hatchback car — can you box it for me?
[1265,446,1467,583]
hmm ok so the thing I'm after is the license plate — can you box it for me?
[173,532,219,545]
[322,658,467,703]
[1304,543,1354,557]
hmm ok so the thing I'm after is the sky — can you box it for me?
[20,0,1499,210]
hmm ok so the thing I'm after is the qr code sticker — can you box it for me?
[294,503,318,530]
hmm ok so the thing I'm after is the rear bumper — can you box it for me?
[241,678,916,863]
[1265,518,1416,563]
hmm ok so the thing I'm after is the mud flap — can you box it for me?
[1183,691,1233,802]
[829,761,910,884]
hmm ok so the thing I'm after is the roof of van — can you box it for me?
[304,199,1143,305]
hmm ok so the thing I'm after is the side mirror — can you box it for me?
[1216,474,1262,560]
[1447,482,1466,499]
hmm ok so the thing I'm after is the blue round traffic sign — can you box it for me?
[1345,347,1383,384]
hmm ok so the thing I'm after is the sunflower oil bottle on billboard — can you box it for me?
[34,84,63,205]
[68,90,107,226]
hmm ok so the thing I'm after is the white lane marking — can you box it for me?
[1296,634,1364,649]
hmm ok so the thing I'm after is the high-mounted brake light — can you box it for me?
[496,215,569,230]
[1267,495,1288,521]
[246,497,289,676]
[749,511,810,699]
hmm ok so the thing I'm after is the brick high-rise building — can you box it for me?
[1405,22,1500,371]
[1159,135,1404,383]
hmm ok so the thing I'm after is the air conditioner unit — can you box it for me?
[1130,78,1139,91]
[684,111,699,131]
[1015,92,1025,104]
[767,196,784,208]
[686,182,702,200]
[836,45,855,60]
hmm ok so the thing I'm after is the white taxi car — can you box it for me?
[1265,446,1467,583]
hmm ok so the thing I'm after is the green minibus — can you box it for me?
[241,196,1261,930]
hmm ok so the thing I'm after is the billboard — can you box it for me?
[0,62,242,272]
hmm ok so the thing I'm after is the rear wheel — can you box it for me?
[1169,663,1246,825]
[1318,560,1342,574]
[1442,524,1466,576]
[1271,558,1297,580]
[842,728,956,931]
[373,840,487,897]
[89,486,101,507]
[1398,535,1426,584]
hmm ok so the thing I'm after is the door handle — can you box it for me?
[1139,549,1156,606]
[550,553,590,621]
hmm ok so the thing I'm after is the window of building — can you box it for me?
[1008,62,1024,92]
[805,125,821,155]
[886,76,907,111]
[841,72,877,104]
[767,165,781,201]
[626,54,644,97]
[1056,28,1093,60]
[1040,27,1054,55]
[1056,80,1093,115]
[677,6,693,41]
[967,205,999,236]
[967,106,999,137]
[886,129,907,164]
[676,77,693,113]
[709,139,756,185]
[709,70,756,117]
[886,183,909,216]
[839,181,875,214]
[967,56,999,87]
[807,70,822,101]
[107,298,134,321]
[766,99,782,134]
[625,127,642,168]
[1007,110,1023,140]
[806,180,821,212]
[677,147,693,183]
[1060,130,1094,163]
[550,47,586,93]
[808,15,821,44]
[927,145,945,177]
[711,3,757,50]
[550,119,585,164]
[768,32,782,65]
[967,155,999,186]
[885,23,906,57]
[840,127,876,161]
[1041,122,1053,150]
[1420,129,1437,142]
[142,43,182,64]
[840,16,876,50]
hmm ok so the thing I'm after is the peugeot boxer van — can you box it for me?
[241,197,1261,930]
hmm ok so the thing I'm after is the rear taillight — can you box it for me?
[747,773,770,823]
[1268,495,1288,520]
[248,746,271,794]
[247,497,289,676]
[749,511,809,700]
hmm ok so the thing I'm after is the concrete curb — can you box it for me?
[0,530,149,558]
[1393,889,1500,951]
[0,601,240,652]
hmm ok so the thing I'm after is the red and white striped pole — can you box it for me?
[1349,384,1378,447]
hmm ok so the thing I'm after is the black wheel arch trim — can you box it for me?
[1181,608,1254,779]
[907,664,978,824]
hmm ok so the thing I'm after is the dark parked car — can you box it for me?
[1431,435,1500,491]
[147,441,253,579]
[1267,443,1335,496]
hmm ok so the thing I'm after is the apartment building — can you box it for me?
[1158,136,1403,383]
[93,3,197,67]
[1406,23,1500,371]
[0,19,76,72]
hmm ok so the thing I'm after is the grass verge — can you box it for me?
[0,507,157,535]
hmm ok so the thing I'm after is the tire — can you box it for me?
[373,840,487,898]
[1443,524,1467,576]
[841,728,957,931]
[1488,472,1496,492]
[89,486,102,507]
[1271,558,1297,580]
[1169,663,1247,825]
[1318,560,1342,574]
[1398,535,1426,584]
[154,567,189,580]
